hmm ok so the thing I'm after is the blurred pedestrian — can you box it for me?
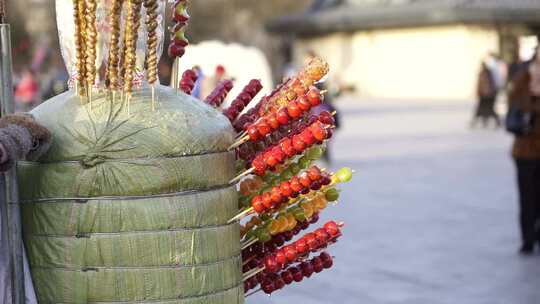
[41,54,69,100]
[507,49,540,255]
[14,69,39,111]
[471,62,500,128]
[191,65,204,99]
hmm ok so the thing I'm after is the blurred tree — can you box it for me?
[8,0,311,80]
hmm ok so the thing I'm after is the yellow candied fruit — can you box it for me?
[301,202,314,219]
[286,213,297,231]
[277,216,289,233]
[269,220,281,235]
[314,197,328,211]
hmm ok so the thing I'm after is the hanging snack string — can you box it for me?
[106,0,123,98]
[73,0,87,97]
[122,0,143,112]
[84,0,98,104]
[144,0,158,110]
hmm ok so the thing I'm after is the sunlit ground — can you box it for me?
[248,96,540,304]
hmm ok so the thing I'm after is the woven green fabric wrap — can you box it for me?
[17,85,244,303]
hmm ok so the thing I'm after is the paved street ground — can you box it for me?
[248,98,540,304]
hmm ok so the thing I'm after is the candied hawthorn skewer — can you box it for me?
[169,0,190,90]
[229,86,324,150]
[179,69,198,95]
[223,79,263,122]
[204,80,234,107]
[243,221,343,281]
[250,166,328,215]
[245,252,334,295]
[241,187,340,246]
[169,0,189,58]
[229,119,333,185]
[231,167,352,223]
[233,57,329,134]
[236,111,334,165]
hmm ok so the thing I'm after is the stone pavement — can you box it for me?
[247,98,540,304]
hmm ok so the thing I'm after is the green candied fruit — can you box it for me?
[281,169,294,181]
[246,228,256,239]
[259,213,272,222]
[325,188,340,202]
[235,160,247,173]
[263,174,275,183]
[239,196,251,208]
[306,146,324,160]
[289,163,301,175]
[299,157,311,169]
[256,227,272,243]
[291,206,307,222]
[336,167,353,183]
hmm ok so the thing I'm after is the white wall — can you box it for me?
[295,25,500,101]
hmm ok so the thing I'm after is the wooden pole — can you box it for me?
[0,12,25,303]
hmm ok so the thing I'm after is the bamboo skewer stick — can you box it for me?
[243,267,264,281]
[227,207,254,224]
[241,237,258,250]
[229,167,255,185]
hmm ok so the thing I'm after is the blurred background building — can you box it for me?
[6,0,540,105]
[268,0,540,100]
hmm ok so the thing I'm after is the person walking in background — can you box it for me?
[507,49,540,255]
[191,65,204,99]
[471,62,501,128]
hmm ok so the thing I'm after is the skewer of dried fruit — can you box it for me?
[106,0,123,95]
[144,0,159,109]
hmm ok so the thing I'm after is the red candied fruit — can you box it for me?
[247,125,260,141]
[277,108,290,125]
[324,221,340,237]
[252,196,265,213]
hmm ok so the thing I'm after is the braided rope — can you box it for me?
[73,0,87,96]
[122,0,142,95]
[84,0,98,89]
[144,0,158,86]
[106,0,123,90]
